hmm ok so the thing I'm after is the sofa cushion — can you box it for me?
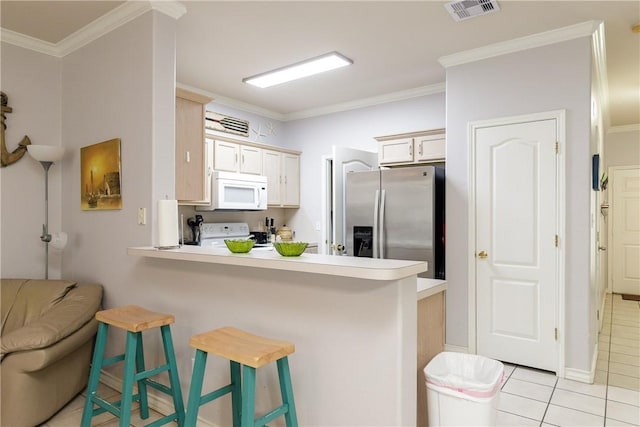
[1,279,77,336]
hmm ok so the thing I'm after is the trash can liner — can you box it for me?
[424,352,505,398]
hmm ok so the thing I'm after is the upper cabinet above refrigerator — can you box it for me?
[377,129,445,166]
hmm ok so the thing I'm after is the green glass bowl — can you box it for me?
[224,239,255,253]
[273,241,308,257]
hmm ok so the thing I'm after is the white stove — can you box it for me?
[199,222,272,251]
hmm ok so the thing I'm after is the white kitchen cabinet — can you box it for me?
[377,129,445,166]
[282,153,300,207]
[175,88,213,205]
[213,140,239,172]
[262,150,300,207]
[415,134,446,163]
[240,145,262,174]
[378,137,414,164]
[213,140,262,174]
[262,149,282,204]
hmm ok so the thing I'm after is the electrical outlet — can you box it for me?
[137,208,146,225]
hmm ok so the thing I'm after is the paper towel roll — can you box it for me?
[157,199,179,248]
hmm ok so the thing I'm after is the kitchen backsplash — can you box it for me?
[178,205,292,242]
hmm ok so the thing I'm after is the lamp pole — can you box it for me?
[39,161,53,279]
[27,145,66,280]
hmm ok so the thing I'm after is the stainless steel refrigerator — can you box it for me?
[345,165,445,279]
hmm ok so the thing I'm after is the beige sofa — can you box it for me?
[1,279,103,427]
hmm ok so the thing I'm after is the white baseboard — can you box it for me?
[444,344,469,353]
[98,370,218,427]
[563,344,597,384]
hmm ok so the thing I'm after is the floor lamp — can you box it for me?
[27,145,67,279]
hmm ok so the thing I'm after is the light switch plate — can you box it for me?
[137,208,146,225]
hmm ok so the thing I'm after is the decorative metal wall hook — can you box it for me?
[1,91,32,167]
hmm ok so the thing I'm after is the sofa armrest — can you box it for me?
[1,317,98,372]
[1,284,102,359]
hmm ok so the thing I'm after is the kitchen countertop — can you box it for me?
[128,246,427,281]
[417,278,447,300]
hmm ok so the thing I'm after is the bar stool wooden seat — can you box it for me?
[185,326,298,427]
[81,305,185,427]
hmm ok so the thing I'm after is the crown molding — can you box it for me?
[283,82,446,121]
[438,20,602,68]
[178,82,446,122]
[0,1,186,58]
[0,28,59,56]
[607,124,640,134]
[176,83,286,121]
[150,1,187,20]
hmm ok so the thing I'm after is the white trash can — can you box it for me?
[424,352,504,427]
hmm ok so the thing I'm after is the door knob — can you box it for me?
[598,246,607,251]
[477,250,488,259]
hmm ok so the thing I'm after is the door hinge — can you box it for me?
[555,328,558,341]
[555,235,559,247]
[555,142,559,154]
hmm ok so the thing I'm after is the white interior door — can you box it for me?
[610,166,640,295]
[474,117,558,371]
[331,146,378,255]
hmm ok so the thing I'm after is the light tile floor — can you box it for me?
[41,294,639,426]
[497,293,640,427]
[40,381,170,427]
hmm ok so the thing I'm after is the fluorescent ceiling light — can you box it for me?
[243,52,353,88]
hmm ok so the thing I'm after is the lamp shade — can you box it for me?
[27,145,65,162]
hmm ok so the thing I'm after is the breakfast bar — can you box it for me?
[128,246,426,426]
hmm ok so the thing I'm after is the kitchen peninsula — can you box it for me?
[128,246,426,426]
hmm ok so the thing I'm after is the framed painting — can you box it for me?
[80,138,122,210]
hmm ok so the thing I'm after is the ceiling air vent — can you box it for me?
[445,0,500,22]
[205,111,250,137]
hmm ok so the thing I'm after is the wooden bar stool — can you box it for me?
[81,305,185,427]
[185,327,298,427]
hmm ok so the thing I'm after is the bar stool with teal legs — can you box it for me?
[81,305,185,427]
[185,326,298,427]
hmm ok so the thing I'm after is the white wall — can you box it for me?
[284,94,446,241]
[60,12,159,288]
[0,43,63,279]
[605,128,640,168]
[445,38,594,372]
[57,15,179,389]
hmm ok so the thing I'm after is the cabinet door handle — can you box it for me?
[185,151,191,163]
[242,154,245,164]
[409,144,413,157]
[418,143,423,156]
[235,153,238,165]
[284,176,287,184]
[477,250,488,259]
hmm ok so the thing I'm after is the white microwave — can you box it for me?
[196,171,268,211]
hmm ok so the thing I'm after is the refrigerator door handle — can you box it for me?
[379,189,386,259]
[373,190,380,258]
